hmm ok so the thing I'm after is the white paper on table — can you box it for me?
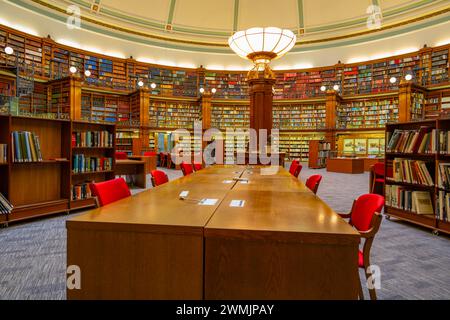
[198,198,219,206]
[230,200,245,207]
[240,180,250,184]
[179,191,189,198]
[222,180,234,184]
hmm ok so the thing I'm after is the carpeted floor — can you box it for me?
[0,165,449,300]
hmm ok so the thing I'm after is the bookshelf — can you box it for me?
[211,103,250,129]
[71,121,115,210]
[308,140,331,169]
[385,119,450,235]
[115,128,139,155]
[336,96,399,129]
[149,99,201,129]
[203,71,248,99]
[273,101,326,130]
[279,132,326,162]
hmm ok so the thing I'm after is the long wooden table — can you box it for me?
[66,165,360,300]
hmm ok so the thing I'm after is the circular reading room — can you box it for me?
[0,0,449,303]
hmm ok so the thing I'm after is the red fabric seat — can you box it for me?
[371,162,385,194]
[143,151,157,157]
[151,170,169,187]
[306,174,322,194]
[90,178,131,207]
[180,162,194,176]
[115,152,128,160]
[193,163,203,171]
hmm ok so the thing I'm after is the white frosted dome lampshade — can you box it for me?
[199,87,205,94]
[138,80,144,87]
[333,84,340,91]
[211,88,217,94]
[4,46,14,55]
[320,86,326,92]
[150,83,157,89]
[228,27,296,61]
[405,74,413,81]
[390,77,397,84]
[84,70,91,77]
[69,66,77,74]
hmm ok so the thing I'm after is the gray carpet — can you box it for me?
[0,165,449,300]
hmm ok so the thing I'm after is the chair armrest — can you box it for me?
[358,212,383,238]
[338,212,351,219]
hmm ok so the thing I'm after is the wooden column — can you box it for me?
[200,92,212,130]
[69,76,82,120]
[398,80,412,123]
[248,76,276,144]
[325,90,341,151]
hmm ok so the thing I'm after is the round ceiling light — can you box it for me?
[4,46,14,55]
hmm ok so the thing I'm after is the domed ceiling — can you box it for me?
[7,0,450,53]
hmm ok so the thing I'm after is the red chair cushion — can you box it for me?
[194,163,202,171]
[373,162,385,176]
[115,152,128,160]
[306,175,322,192]
[90,178,131,207]
[151,170,169,186]
[358,250,364,268]
[144,151,157,157]
[181,162,194,176]
[375,178,385,183]
[351,194,385,231]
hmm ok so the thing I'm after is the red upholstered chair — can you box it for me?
[115,152,128,160]
[306,174,322,194]
[339,194,384,300]
[289,160,300,175]
[151,170,169,187]
[193,163,203,171]
[90,178,131,207]
[180,162,194,176]
[370,162,385,194]
[289,161,303,178]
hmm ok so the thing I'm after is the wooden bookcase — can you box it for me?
[70,121,115,210]
[384,119,450,235]
[273,100,326,130]
[279,131,327,162]
[308,140,331,169]
[210,102,250,129]
[149,98,201,129]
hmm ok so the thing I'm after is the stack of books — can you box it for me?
[386,127,437,153]
[391,158,434,186]
[11,131,43,162]
[72,155,113,173]
[0,144,6,163]
[0,192,13,215]
[385,185,434,214]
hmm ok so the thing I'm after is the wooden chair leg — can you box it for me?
[358,273,364,300]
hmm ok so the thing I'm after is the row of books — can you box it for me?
[438,130,450,154]
[11,131,43,162]
[72,131,114,148]
[72,155,113,173]
[0,192,13,214]
[436,191,450,222]
[0,144,6,163]
[386,127,437,153]
[71,182,93,201]
[385,185,434,215]
[437,163,450,189]
[390,158,434,186]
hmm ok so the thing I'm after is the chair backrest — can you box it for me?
[373,162,385,177]
[143,151,157,157]
[350,194,385,232]
[193,163,203,171]
[289,160,299,175]
[180,162,194,176]
[290,162,302,178]
[90,178,131,207]
[151,170,169,187]
[115,152,128,160]
[306,174,322,194]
